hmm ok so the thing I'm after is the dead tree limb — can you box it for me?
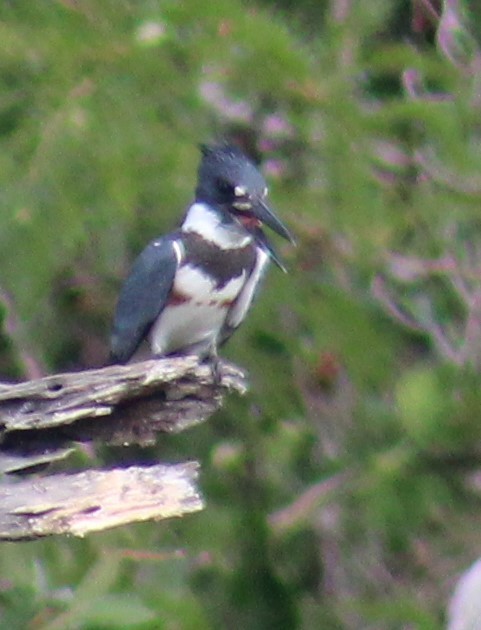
[0,356,247,460]
[0,462,203,540]
[0,356,247,539]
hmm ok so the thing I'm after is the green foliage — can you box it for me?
[2,0,481,628]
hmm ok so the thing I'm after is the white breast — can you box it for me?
[150,265,246,356]
[175,265,245,302]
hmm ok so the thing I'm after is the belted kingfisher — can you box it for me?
[110,144,294,365]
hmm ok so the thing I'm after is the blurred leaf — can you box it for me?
[396,366,446,447]
[73,593,156,628]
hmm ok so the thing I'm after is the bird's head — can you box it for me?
[196,145,295,267]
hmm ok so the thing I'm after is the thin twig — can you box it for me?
[0,287,46,380]
[268,472,349,533]
[372,275,425,332]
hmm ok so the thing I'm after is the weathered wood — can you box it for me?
[0,356,247,464]
[0,462,203,540]
[0,357,247,539]
[0,448,76,475]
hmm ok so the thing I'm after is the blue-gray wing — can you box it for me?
[110,236,181,363]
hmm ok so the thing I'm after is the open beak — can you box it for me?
[250,198,295,272]
[253,198,296,245]
[253,228,288,273]
[232,196,295,271]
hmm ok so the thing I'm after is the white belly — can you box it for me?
[150,265,246,356]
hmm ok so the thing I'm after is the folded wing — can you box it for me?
[110,236,181,363]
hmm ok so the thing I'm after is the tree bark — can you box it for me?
[0,462,203,540]
[0,356,247,539]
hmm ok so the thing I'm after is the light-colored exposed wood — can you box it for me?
[0,357,247,539]
[0,462,203,540]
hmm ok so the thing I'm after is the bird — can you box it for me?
[110,144,294,367]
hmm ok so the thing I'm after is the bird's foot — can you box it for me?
[204,351,222,386]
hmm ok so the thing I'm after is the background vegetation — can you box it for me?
[1,0,481,627]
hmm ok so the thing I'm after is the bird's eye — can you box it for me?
[216,178,234,195]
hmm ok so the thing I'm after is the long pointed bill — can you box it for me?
[253,199,296,245]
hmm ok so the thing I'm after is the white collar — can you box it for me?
[181,202,252,249]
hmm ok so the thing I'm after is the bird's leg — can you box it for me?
[207,344,222,385]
